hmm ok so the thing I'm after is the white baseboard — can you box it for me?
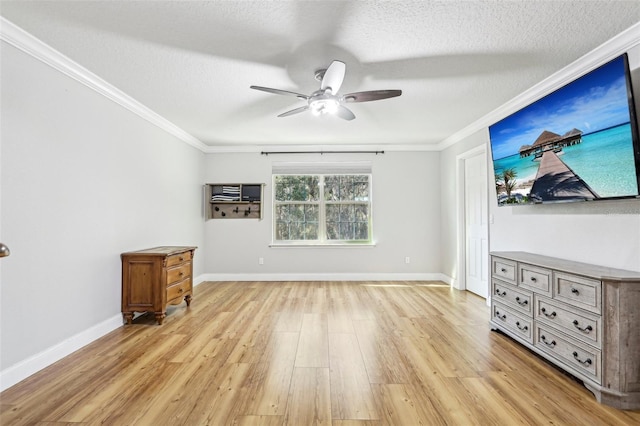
[193,273,207,287]
[0,313,123,392]
[200,272,452,282]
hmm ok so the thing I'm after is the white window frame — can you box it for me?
[271,163,373,246]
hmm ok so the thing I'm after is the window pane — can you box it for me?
[275,221,289,240]
[354,222,369,240]
[274,202,319,241]
[324,175,369,202]
[325,203,369,241]
[338,204,354,222]
[324,176,340,201]
[353,176,369,201]
[275,175,319,201]
[354,204,368,221]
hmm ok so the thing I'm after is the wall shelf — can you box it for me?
[204,183,264,220]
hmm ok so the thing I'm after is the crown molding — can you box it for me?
[0,17,209,152]
[437,21,640,151]
[202,143,440,154]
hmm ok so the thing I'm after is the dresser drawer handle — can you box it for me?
[178,288,183,293]
[572,351,592,366]
[515,297,528,306]
[495,311,506,321]
[530,276,537,282]
[516,321,528,331]
[541,335,556,347]
[495,289,506,297]
[179,256,184,261]
[572,320,593,333]
[541,307,556,318]
[500,268,507,273]
[179,272,184,276]
[571,287,580,295]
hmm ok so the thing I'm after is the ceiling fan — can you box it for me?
[250,60,401,120]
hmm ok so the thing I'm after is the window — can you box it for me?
[273,165,372,245]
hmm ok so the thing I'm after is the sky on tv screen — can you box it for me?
[489,56,632,161]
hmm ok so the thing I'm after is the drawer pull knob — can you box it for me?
[572,320,593,333]
[541,335,556,347]
[571,287,580,295]
[530,276,537,282]
[516,321,528,331]
[572,351,592,366]
[179,257,184,261]
[500,268,507,273]
[495,289,506,297]
[515,297,528,306]
[541,307,556,318]
[495,311,506,321]
[179,272,184,276]
[178,288,183,293]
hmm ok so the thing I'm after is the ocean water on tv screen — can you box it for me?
[493,123,639,199]
[560,123,638,198]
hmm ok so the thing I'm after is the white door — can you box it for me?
[465,153,488,298]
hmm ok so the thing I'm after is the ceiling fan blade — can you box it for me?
[335,105,355,121]
[342,89,402,103]
[250,86,308,100]
[278,106,310,117]
[320,60,346,94]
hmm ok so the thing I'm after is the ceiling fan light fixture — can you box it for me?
[309,98,340,116]
[250,60,401,120]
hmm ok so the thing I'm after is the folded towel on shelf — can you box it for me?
[212,195,240,201]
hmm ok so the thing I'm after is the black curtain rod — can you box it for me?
[261,150,384,156]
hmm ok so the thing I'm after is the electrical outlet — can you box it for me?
[405,256,410,264]
[259,257,264,265]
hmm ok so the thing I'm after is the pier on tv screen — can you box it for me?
[489,54,640,206]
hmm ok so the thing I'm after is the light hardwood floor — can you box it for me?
[2,281,640,425]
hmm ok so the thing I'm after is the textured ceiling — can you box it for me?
[1,1,639,150]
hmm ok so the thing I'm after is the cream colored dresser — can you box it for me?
[490,251,640,410]
[121,246,196,325]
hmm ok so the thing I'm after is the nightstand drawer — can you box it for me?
[553,272,601,314]
[166,251,192,267]
[492,257,517,284]
[535,324,601,384]
[167,263,191,285]
[492,279,533,315]
[167,278,191,302]
[491,302,533,343]
[519,263,551,296]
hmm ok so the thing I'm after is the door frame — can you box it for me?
[455,144,489,300]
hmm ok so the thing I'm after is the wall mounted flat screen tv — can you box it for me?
[489,54,640,206]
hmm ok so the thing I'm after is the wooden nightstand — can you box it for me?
[121,246,196,325]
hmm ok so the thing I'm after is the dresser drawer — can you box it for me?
[553,272,601,314]
[519,263,552,296]
[535,324,601,384]
[492,279,533,315]
[535,296,601,348]
[167,278,191,303]
[167,263,191,285]
[491,302,533,343]
[492,257,517,284]
[166,251,192,267]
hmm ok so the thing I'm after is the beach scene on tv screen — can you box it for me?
[489,55,639,205]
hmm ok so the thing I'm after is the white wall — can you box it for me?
[440,45,640,275]
[0,42,204,388]
[202,151,443,280]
